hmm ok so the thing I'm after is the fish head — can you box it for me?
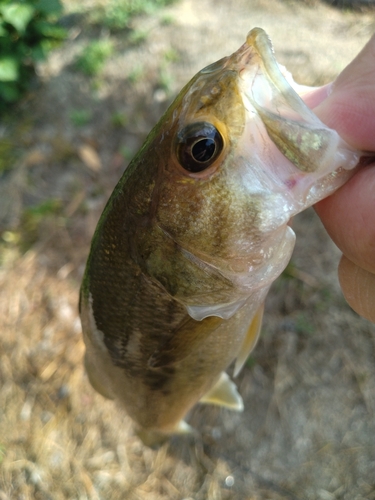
[131,28,360,319]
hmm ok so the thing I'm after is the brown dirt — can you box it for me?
[1,0,375,499]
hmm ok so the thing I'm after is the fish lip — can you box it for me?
[236,27,315,123]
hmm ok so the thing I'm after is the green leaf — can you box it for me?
[31,44,46,62]
[34,0,63,16]
[34,20,66,39]
[0,3,35,34]
[0,22,7,36]
[0,81,20,102]
[0,58,18,82]
[75,40,114,76]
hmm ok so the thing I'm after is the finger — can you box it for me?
[313,32,375,151]
[315,163,375,275]
[298,83,332,109]
[338,255,375,323]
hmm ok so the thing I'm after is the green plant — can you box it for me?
[75,40,114,77]
[158,65,174,93]
[20,198,62,248]
[163,48,179,63]
[0,0,66,109]
[295,312,315,336]
[0,137,17,172]
[89,0,176,31]
[70,109,92,127]
[128,64,144,84]
[128,28,148,45]
[246,356,257,370]
[120,145,135,161]
[160,13,174,25]
[111,111,127,128]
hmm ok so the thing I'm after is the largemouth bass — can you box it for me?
[80,28,360,444]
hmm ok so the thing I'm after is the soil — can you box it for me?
[0,1,375,499]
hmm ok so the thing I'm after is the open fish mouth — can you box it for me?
[232,28,360,208]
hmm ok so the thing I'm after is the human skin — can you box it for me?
[307,33,375,322]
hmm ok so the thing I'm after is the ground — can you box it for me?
[0,0,375,499]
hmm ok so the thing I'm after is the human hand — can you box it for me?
[311,33,375,323]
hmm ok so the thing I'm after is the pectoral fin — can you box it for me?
[200,372,244,411]
[148,315,223,368]
[234,304,264,377]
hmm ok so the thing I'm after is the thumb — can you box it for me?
[313,32,375,151]
[313,33,375,323]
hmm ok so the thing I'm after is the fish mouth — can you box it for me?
[230,28,359,209]
[236,28,340,173]
[240,28,314,123]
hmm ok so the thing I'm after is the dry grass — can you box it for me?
[1,0,375,498]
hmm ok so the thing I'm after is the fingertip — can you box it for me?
[315,93,375,151]
[313,33,375,151]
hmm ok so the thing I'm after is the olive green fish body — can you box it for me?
[80,143,262,433]
[80,28,360,440]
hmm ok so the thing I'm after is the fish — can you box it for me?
[79,28,361,445]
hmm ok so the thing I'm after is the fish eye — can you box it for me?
[175,122,224,173]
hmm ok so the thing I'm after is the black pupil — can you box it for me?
[176,121,223,173]
[192,138,216,163]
